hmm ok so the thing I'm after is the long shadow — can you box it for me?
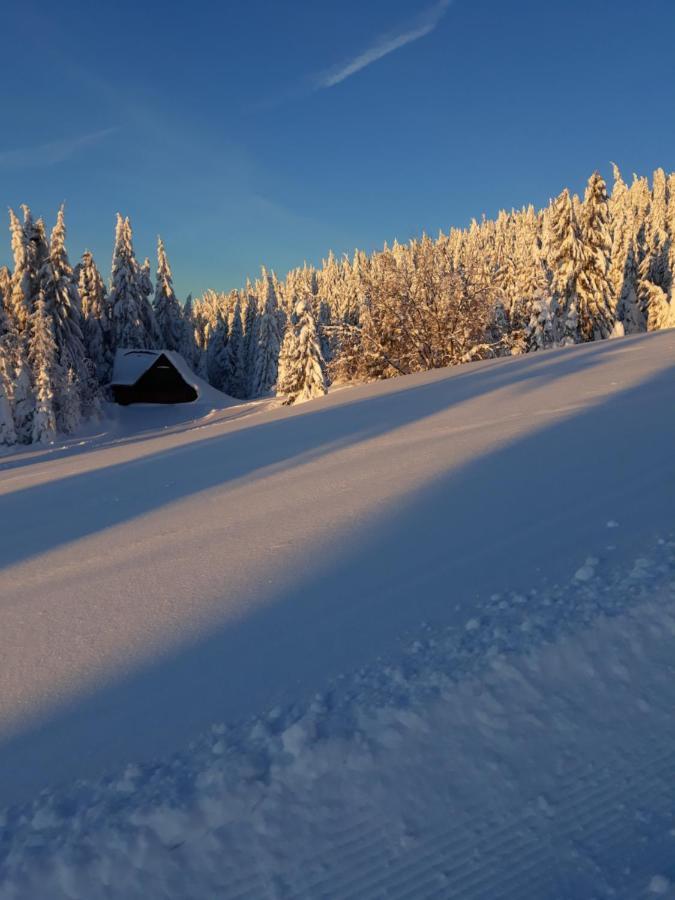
[0,331,659,479]
[0,337,641,571]
[1,358,673,805]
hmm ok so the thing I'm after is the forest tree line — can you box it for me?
[1,164,674,446]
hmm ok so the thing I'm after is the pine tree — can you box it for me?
[27,294,58,444]
[547,189,583,344]
[179,293,198,367]
[277,299,327,405]
[153,237,184,351]
[206,312,229,390]
[250,267,281,397]
[109,214,148,350]
[577,172,615,341]
[8,206,46,330]
[79,250,112,382]
[222,302,247,398]
[40,205,93,428]
[0,360,16,446]
[276,310,300,401]
[12,353,34,443]
[137,254,161,348]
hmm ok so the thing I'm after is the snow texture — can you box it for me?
[1,330,675,898]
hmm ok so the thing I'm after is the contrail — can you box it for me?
[316,0,452,89]
[0,127,117,169]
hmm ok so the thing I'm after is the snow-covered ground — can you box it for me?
[1,331,675,898]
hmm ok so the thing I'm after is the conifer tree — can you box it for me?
[12,353,34,443]
[138,254,161,348]
[43,207,86,367]
[8,206,46,330]
[27,294,58,444]
[109,213,148,350]
[577,172,615,341]
[0,361,16,446]
[222,302,247,398]
[276,309,300,401]
[250,267,281,397]
[277,299,327,405]
[547,189,583,343]
[79,250,112,382]
[206,312,229,390]
[153,237,184,351]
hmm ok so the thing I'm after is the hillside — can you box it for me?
[1,331,675,898]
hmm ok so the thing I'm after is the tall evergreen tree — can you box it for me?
[79,250,112,382]
[250,267,281,397]
[39,206,93,428]
[0,360,16,446]
[109,214,149,350]
[137,254,161,348]
[547,189,583,344]
[153,237,184,351]
[577,172,615,340]
[27,294,58,444]
[222,302,247,398]
[276,299,327,405]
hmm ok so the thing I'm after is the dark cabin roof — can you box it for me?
[111,349,200,394]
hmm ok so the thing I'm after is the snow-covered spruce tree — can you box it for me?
[79,250,113,382]
[205,312,229,390]
[250,267,281,397]
[276,299,327,405]
[577,172,615,341]
[40,206,96,429]
[109,214,150,350]
[8,206,46,331]
[222,301,247,398]
[27,294,58,444]
[179,293,200,368]
[547,189,583,344]
[0,360,16,446]
[12,353,34,443]
[615,241,643,334]
[276,307,300,400]
[0,282,16,445]
[136,254,161,348]
[153,237,185,351]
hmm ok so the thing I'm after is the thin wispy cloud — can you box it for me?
[0,127,117,169]
[316,0,452,89]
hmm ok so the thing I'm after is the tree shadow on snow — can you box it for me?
[0,351,674,804]
[0,334,656,571]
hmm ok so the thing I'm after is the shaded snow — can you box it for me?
[1,330,675,896]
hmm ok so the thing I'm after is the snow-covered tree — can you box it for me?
[547,189,583,343]
[109,214,152,350]
[138,255,161,348]
[27,294,58,444]
[39,206,94,428]
[153,237,184,351]
[277,299,327,405]
[8,206,47,330]
[577,172,615,341]
[222,302,247,398]
[250,267,281,397]
[79,250,112,382]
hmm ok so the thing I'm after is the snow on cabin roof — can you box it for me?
[111,349,200,393]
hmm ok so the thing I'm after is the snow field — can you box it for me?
[2,538,675,898]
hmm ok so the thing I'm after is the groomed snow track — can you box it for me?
[1,331,675,898]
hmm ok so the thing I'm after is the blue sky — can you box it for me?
[1,0,674,299]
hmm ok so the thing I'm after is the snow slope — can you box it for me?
[1,331,675,897]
